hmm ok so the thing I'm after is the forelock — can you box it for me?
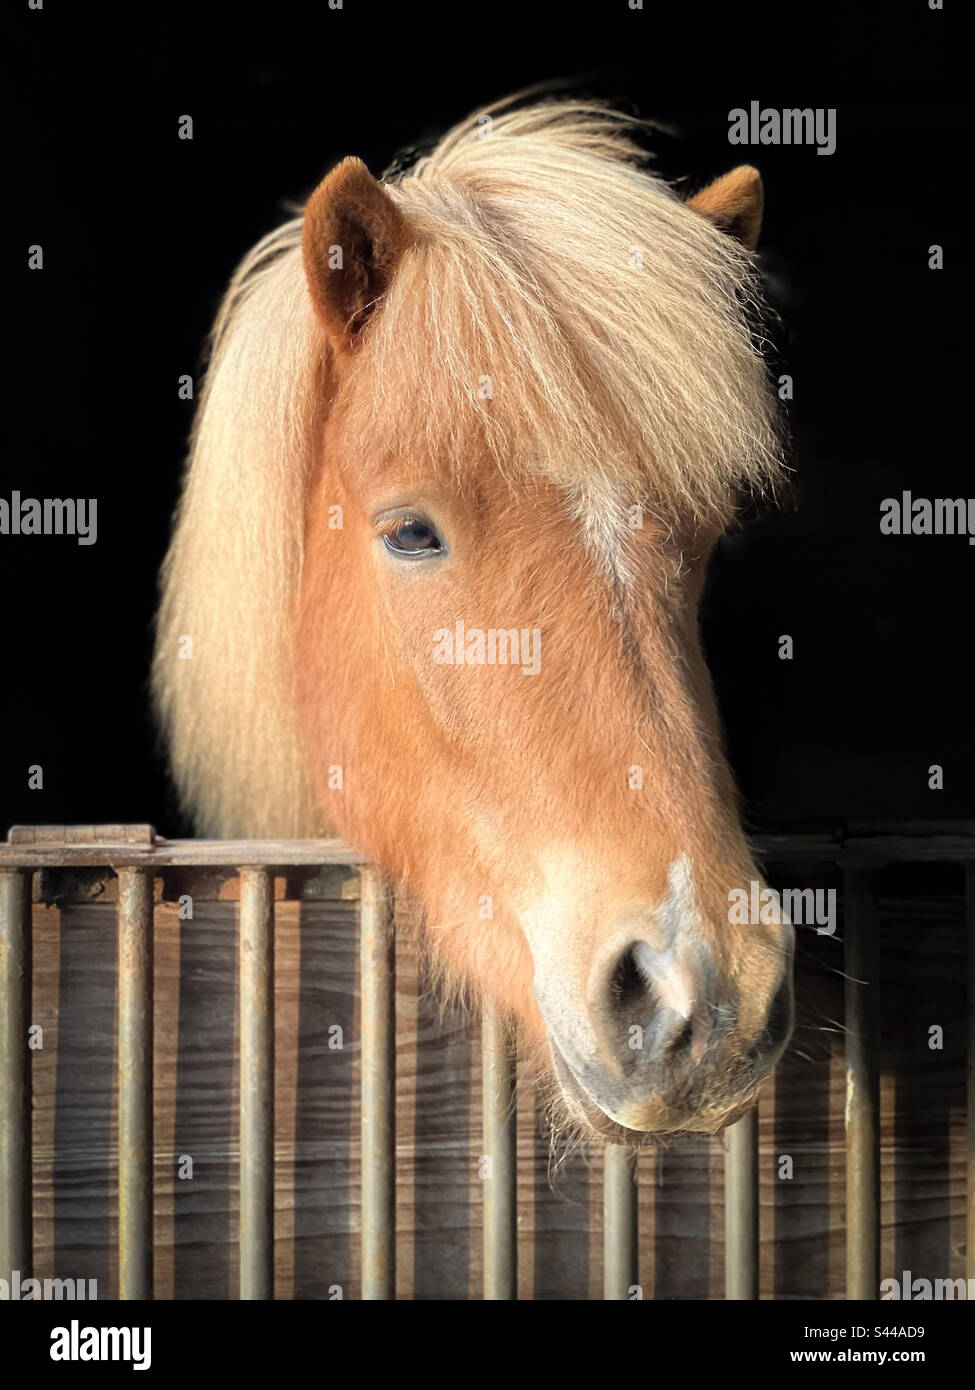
[339,97,786,578]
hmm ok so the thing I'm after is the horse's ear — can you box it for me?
[302,156,411,351]
[685,166,764,250]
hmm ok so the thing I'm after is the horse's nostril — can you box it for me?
[611,944,647,1013]
[747,976,794,1070]
[762,975,794,1053]
[602,939,705,1064]
[671,1016,695,1056]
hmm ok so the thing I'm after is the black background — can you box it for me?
[6,0,972,836]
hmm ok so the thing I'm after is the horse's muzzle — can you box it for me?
[536,925,795,1137]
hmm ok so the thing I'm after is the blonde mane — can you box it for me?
[153,97,785,838]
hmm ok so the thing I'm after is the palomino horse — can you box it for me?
[153,98,794,1141]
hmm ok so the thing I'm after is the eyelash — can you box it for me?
[377,514,422,539]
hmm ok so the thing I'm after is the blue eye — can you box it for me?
[382,517,444,557]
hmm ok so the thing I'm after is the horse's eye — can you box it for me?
[382,517,443,556]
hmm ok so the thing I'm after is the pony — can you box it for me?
[152,95,794,1141]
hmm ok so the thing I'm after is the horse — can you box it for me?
[152,96,794,1142]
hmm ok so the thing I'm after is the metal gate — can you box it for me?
[1,824,972,1299]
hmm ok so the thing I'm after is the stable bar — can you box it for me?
[844,866,881,1300]
[481,1006,517,1299]
[239,867,275,1299]
[0,869,32,1284]
[725,1107,759,1299]
[603,1143,638,1299]
[359,868,396,1299]
[117,867,154,1299]
[967,865,975,1282]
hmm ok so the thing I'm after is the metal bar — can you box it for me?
[967,864,975,1283]
[481,1006,517,1299]
[359,868,395,1299]
[0,870,32,1283]
[844,866,881,1300]
[603,1143,638,1299]
[117,867,154,1300]
[725,1107,759,1299]
[239,867,275,1299]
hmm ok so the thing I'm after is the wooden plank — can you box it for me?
[3,828,972,871]
[0,838,367,870]
[9,825,156,847]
